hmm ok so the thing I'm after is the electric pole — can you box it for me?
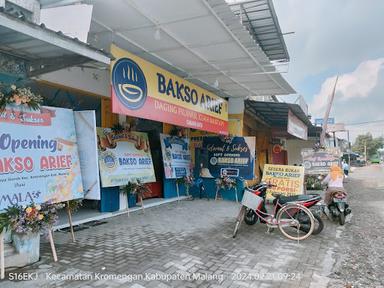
[320,76,339,146]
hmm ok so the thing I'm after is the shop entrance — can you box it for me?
[135,119,164,199]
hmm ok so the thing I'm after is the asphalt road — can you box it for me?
[327,164,384,288]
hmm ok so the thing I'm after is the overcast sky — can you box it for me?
[273,0,384,141]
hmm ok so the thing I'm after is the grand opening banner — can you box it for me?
[97,128,156,187]
[0,106,84,211]
[110,45,228,135]
[262,164,305,199]
[201,136,256,179]
[160,134,191,179]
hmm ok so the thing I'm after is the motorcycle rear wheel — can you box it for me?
[300,213,324,235]
[339,212,345,225]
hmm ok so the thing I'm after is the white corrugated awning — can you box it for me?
[227,0,290,62]
[84,0,295,98]
[0,10,110,77]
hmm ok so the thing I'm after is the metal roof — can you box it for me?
[245,100,312,128]
[39,0,82,8]
[84,0,295,98]
[0,10,110,77]
[228,0,290,62]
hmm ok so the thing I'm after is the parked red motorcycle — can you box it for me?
[243,182,324,235]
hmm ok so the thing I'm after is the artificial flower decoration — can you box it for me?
[4,202,64,234]
[0,84,43,111]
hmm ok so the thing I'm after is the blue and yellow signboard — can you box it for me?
[110,45,228,135]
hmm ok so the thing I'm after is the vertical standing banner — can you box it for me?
[110,44,229,135]
[0,106,84,211]
[201,136,256,179]
[97,128,156,187]
[262,164,305,199]
[74,111,100,200]
[160,134,191,179]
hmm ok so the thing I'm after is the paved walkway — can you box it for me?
[3,166,382,287]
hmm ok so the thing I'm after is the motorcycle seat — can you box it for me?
[276,194,321,205]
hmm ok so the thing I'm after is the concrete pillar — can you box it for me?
[228,98,244,136]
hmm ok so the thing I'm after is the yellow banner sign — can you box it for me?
[110,45,228,134]
[262,164,305,199]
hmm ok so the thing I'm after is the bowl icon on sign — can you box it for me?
[112,58,148,110]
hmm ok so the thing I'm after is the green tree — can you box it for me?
[353,133,384,158]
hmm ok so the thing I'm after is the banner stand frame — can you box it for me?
[138,192,145,214]
[175,182,180,203]
[48,229,58,262]
[0,230,4,279]
[66,201,76,243]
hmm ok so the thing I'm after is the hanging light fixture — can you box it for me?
[154,27,161,40]
[213,79,219,89]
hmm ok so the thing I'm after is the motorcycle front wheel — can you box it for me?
[244,209,257,225]
[339,212,345,225]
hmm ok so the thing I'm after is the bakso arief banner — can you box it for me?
[262,164,305,199]
[110,44,228,135]
[0,106,84,211]
[201,136,256,180]
[97,128,156,187]
[160,134,191,179]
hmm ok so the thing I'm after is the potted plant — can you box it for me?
[4,202,62,262]
[124,179,151,208]
[176,175,194,197]
[215,176,237,190]
[66,199,83,213]
[215,176,238,201]
[0,213,12,243]
[124,182,138,208]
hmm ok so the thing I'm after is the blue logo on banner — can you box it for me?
[112,58,147,110]
[103,153,117,169]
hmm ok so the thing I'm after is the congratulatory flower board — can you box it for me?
[0,106,84,211]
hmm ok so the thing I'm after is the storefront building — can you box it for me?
[242,99,314,181]
[0,2,112,268]
[1,0,297,230]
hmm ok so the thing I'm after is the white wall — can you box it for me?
[286,139,317,165]
[37,67,110,97]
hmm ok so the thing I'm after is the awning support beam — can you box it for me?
[28,55,90,77]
